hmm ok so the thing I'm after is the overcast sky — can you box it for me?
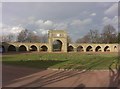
[2,2,118,41]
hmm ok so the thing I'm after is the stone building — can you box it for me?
[1,30,119,53]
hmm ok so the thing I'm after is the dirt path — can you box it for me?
[2,64,118,87]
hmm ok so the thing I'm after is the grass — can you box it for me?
[2,52,118,70]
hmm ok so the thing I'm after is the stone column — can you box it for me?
[16,47,19,52]
[74,47,77,52]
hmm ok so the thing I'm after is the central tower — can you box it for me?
[48,30,67,52]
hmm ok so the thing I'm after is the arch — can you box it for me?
[68,46,74,52]
[30,45,37,51]
[77,46,84,52]
[114,46,117,52]
[8,45,16,52]
[19,45,27,52]
[86,46,93,52]
[114,46,117,49]
[41,45,48,52]
[104,46,110,52]
[95,46,102,52]
[2,45,5,53]
[52,40,62,52]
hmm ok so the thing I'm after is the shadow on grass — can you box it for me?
[13,60,105,87]
[2,55,117,88]
[2,60,68,69]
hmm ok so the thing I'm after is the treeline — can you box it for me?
[76,24,119,43]
[2,29,48,43]
[2,24,120,43]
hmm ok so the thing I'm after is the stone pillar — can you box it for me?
[37,45,40,52]
[62,43,67,52]
[74,47,77,52]
[26,46,29,52]
[92,47,95,52]
[101,47,104,52]
[48,45,52,52]
[16,47,19,52]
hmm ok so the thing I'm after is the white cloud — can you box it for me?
[10,26,24,34]
[2,24,25,35]
[35,19,54,29]
[71,18,92,26]
[35,19,44,25]
[54,23,68,30]
[2,19,68,36]
[102,16,118,30]
[44,20,53,26]
[33,31,37,34]
[90,13,96,16]
[27,16,36,24]
[104,3,118,16]
[35,19,68,34]
[38,29,48,35]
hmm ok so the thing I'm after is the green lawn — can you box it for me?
[2,52,118,70]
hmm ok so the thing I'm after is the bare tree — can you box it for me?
[40,34,48,43]
[76,29,100,43]
[76,34,90,43]
[101,24,117,43]
[118,33,120,43]
[88,29,100,43]
[17,29,41,43]
[67,35,72,43]
[17,29,28,42]
[76,25,117,44]
[2,34,15,42]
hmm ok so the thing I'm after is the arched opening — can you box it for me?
[77,46,84,52]
[104,46,110,52]
[114,46,117,52]
[19,45,27,52]
[114,46,117,49]
[86,46,93,52]
[52,40,62,52]
[30,45,37,51]
[8,45,16,52]
[95,46,102,52]
[41,45,48,52]
[2,46,5,53]
[68,46,74,52]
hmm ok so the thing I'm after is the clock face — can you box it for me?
[57,34,60,37]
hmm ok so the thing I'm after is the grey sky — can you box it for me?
[2,2,118,41]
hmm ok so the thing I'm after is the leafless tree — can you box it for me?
[40,34,48,43]
[76,29,100,43]
[17,29,41,43]
[101,24,117,43]
[67,35,72,43]
[2,34,15,42]
[76,24,118,43]
[17,29,28,42]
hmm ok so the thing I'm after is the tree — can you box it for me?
[2,34,15,42]
[76,34,90,43]
[101,24,117,43]
[88,29,100,43]
[17,29,28,42]
[118,33,120,43]
[40,34,48,43]
[76,29,100,43]
[67,35,72,43]
[17,29,41,43]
